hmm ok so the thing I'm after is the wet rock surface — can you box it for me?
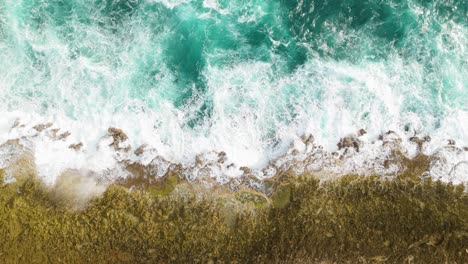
[108,127,131,152]
[68,142,83,151]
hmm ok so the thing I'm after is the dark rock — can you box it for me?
[338,136,360,152]
[338,137,353,149]
[448,139,456,145]
[358,129,367,136]
[384,160,392,169]
[33,123,53,132]
[68,143,83,151]
[58,131,71,140]
[218,152,227,163]
[301,134,314,145]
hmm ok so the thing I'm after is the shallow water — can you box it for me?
[0,0,466,183]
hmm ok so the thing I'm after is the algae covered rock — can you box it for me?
[0,169,466,263]
[236,190,270,208]
[148,170,181,197]
[271,183,292,209]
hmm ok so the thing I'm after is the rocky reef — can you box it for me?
[0,155,467,263]
[0,125,467,263]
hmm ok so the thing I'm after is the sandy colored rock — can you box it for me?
[33,123,53,132]
[68,143,83,151]
[108,127,130,151]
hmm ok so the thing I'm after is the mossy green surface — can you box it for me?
[0,171,467,263]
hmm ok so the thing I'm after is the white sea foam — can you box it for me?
[0,0,466,185]
[0,52,466,185]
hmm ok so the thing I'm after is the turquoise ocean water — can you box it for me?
[0,0,466,182]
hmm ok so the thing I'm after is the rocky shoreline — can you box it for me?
[4,119,468,187]
[0,124,467,262]
[0,161,466,263]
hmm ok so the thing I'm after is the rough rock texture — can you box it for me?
[0,169,466,263]
[108,127,131,152]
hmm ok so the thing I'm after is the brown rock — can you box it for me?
[58,131,71,140]
[358,129,367,136]
[108,127,129,150]
[409,137,424,151]
[301,134,315,145]
[69,143,83,151]
[338,137,353,149]
[240,166,251,174]
[33,123,53,132]
[338,136,360,152]
[122,146,132,153]
[195,154,204,166]
[218,151,227,163]
[108,127,128,141]
[134,144,148,156]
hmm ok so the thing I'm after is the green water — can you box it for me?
[0,0,466,166]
